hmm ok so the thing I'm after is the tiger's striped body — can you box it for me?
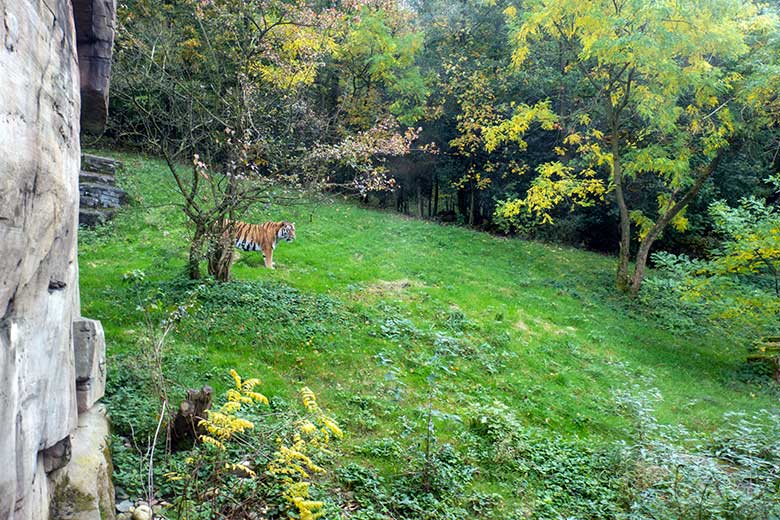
[225,220,295,269]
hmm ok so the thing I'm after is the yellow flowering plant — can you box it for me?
[198,369,269,450]
[267,386,344,520]
[166,371,343,520]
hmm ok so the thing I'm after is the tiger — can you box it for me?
[224,220,296,269]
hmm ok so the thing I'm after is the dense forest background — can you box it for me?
[101,0,779,262]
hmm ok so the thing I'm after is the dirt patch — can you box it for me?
[365,279,421,294]
[535,318,577,335]
[513,317,576,336]
[358,279,423,300]
[514,319,531,333]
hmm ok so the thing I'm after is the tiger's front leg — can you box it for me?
[263,246,275,269]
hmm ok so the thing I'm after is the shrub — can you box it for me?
[122,370,346,520]
[642,197,780,339]
[617,386,780,519]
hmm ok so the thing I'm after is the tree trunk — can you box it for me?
[417,179,424,218]
[206,225,234,282]
[432,174,439,218]
[427,180,433,219]
[629,237,655,296]
[207,241,233,282]
[610,125,631,292]
[396,186,404,213]
[469,187,476,226]
[188,224,205,280]
[628,152,725,295]
[457,186,468,218]
[170,386,213,452]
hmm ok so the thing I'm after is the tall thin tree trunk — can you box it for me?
[469,187,476,226]
[629,237,655,296]
[432,174,439,218]
[611,125,631,292]
[427,181,433,219]
[417,179,424,218]
[457,188,468,218]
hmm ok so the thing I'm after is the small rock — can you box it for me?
[117,514,133,520]
[115,485,129,499]
[116,499,134,513]
[133,503,152,520]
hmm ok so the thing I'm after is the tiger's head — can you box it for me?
[278,222,296,242]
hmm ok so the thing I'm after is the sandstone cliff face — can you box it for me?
[0,2,82,516]
[74,0,116,133]
[0,0,115,518]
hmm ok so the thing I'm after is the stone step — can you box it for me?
[79,208,115,227]
[79,171,115,185]
[81,153,122,175]
[79,182,129,209]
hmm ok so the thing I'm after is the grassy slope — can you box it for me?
[80,150,777,486]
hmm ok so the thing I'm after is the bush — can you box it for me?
[617,387,780,520]
[108,369,344,520]
[469,401,630,518]
[642,197,780,339]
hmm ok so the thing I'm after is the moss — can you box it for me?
[50,475,95,519]
[101,436,117,519]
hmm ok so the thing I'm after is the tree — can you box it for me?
[113,0,339,280]
[649,197,780,338]
[485,0,780,294]
[409,0,535,225]
[112,0,423,281]
[311,1,429,210]
[332,2,427,128]
[708,198,780,302]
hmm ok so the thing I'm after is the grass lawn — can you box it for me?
[79,149,779,516]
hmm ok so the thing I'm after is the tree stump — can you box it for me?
[170,386,213,451]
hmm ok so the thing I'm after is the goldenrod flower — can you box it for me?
[230,369,242,389]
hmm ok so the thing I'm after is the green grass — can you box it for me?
[79,150,779,512]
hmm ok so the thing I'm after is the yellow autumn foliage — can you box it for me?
[199,369,269,448]
[269,387,344,520]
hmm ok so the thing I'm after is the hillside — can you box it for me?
[80,151,780,518]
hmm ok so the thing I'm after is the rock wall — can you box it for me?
[73,0,115,133]
[0,0,115,518]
